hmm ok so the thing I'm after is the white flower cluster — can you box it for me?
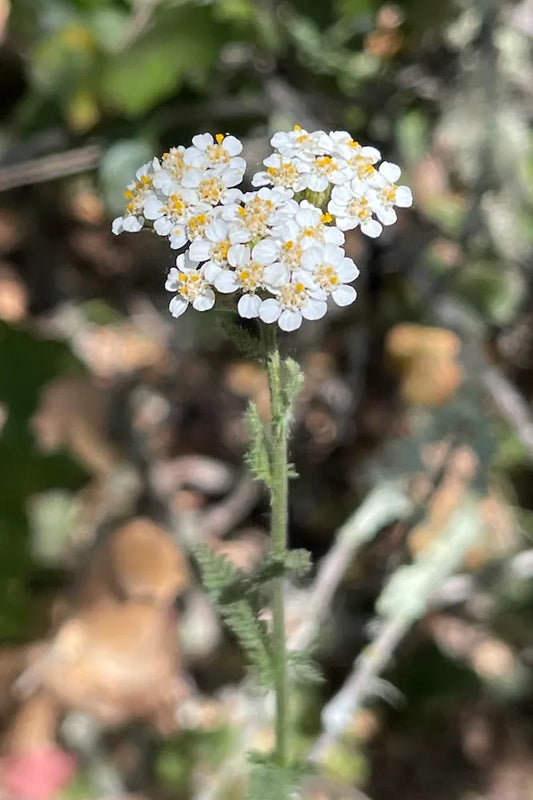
[112,128,412,332]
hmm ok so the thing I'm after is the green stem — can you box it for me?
[262,324,290,768]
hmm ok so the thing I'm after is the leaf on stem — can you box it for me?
[245,400,272,488]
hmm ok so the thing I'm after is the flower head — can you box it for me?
[111,129,412,329]
[165,253,215,318]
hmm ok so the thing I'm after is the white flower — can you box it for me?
[185,133,246,178]
[301,244,359,307]
[259,271,327,332]
[143,188,199,248]
[369,162,413,225]
[328,183,383,237]
[222,187,297,238]
[273,200,344,249]
[291,154,350,192]
[270,126,321,160]
[209,243,286,319]
[152,147,188,194]
[188,219,249,279]
[165,253,215,318]
[183,169,243,206]
[111,160,158,234]
[251,154,299,192]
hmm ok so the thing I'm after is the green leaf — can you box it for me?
[245,400,272,488]
[100,7,224,116]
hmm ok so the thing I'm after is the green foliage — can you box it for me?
[219,318,264,361]
[247,754,310,800]
[100,7,226,116]
[195,543,274,687]
[288,650,324,686]
[245,400,273,488]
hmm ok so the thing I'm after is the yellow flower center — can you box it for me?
[165,193,188,219]
[187,213,209,240]
[206,133,231,165]
[316,155,335,174]
[162,149,185,178]
[315,264,339,290]
[266,160,298,187]
[238,197,275,236]
[280,240,304,269]
[211,239,230,263]
[348,196,372,221]
[178,271,206,301]
[279,281,307,310]
[198,177,225,205]
[123,174,152,215]
[237,261,264,291]
[379,184,397,204]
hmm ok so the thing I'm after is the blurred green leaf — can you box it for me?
[99,7,225,116]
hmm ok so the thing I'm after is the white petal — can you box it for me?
[222,188,244,205]
[337,258,359,282]
[143,197,163,220]
[302,299,327,320]
[223,135,243,156]
[253,238,279,264]
[379,162,401,182]
[183,149,206,168]
[165,267,180,291]
[214,271,238,293]
[259,298,281,323]
[238,294,261,318]
[361,219,382,238]
[264,264,289,288]
[396,186,413,208]
[169,227,187,249]
[323,226,345,245]
[278,310,302,331]
[330,184,353,204]
[122,215,143,232]
[226,156,246,173]
[323,243,344,266]
[154,217,173,236]
[228,244,250,268]
[301,248,322,271]
[192,133,213,151]
[307,174,329,192]
[206,219,227,242]
[189,240,211,262]
[203,263,223,283]
[192,289,216,311]
[376,207,397,226]
[169,296,188,317]
[327,200,347,217]
[112,217,124,234]
[332,284,357,306]
[221,167,244,188]
[181,170,202,188]
[251,171,271,187]
[360,146,381,162]
[335,216,357,231]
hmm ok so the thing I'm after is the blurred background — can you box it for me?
[1,0,533,798]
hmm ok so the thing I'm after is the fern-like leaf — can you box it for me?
[219,318,263,360]
[245,400,272,487]
[288,650,324,686]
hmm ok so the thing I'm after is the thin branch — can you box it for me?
[0,145,102,192]
[288,482,413,651]
[309,614,409,763]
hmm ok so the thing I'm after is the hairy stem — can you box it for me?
[262,324,290,768]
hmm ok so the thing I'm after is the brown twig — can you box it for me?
[0,145,102,192]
